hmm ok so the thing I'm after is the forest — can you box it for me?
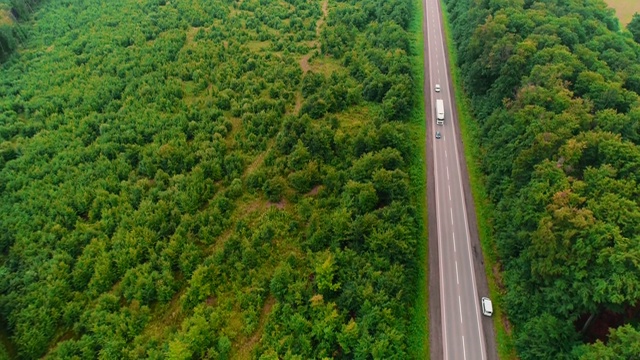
[0,0,423,358]
[445,0,640,358]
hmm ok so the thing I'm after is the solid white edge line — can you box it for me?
[435,0,488,356]
[441,8,488,357]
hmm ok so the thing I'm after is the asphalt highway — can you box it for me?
[423,0,496,359]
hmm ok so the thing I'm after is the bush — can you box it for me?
[263,176,287,202]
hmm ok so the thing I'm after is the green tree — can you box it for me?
[315,252,341,294]
[0,0,422,357]
[270,263,293,301]
[628,13,640,44]
[167,340,192,360]
[516,313,579,360]
[301,94,328,119]
[343,181,378,214]
[263,176,286,202]
[575,324,640,360]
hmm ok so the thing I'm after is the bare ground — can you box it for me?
[316,0,329,37]
[306,185,322,196]
[297,0,328,75]
[299,54,311,73]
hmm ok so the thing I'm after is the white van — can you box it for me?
[481,297,493,317]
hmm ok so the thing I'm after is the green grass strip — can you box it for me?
[407,0,429,357]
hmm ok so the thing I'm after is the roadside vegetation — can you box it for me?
[406,0,428,357]
[444,0,640,358]
[0,0,424,358]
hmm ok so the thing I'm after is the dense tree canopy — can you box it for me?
[0,0,420,358]
[445,0,640,357]
[628,13,640,45]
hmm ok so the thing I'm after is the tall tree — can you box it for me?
[627,13,640,44]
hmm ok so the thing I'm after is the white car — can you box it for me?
[481,297,493,317]
[435,84,441,92]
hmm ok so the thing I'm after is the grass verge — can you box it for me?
[439,3,517,359]
[406,0,429,357]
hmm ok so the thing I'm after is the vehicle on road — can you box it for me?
[436,99,444,125]
[481,297,493,316]
[435,131,441,139]
[435,84,441,92]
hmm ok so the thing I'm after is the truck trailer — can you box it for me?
[436,99,444,125]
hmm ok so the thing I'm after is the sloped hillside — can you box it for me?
[0,0,423,358]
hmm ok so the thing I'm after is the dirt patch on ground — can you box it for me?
[492,264,505,290]
[234,296,276,359]
[262,296,276,318]
[245,152,266,175]
[239,199,267,217]
[204,197,268,257]
[315,0,329,37]
[267,198,288,209]
[300,54,311,73]
[306,185,322,196]
[297,0,328,75]
[275,199,287,209]
[502,314,512,335]
[206,227,233,255]
[206,295,217,306]
[140,288,186,340]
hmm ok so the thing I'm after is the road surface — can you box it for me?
[422,0,498,359]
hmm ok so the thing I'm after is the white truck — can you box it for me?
[436,99,444,125]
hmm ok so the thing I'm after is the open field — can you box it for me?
[605,0,640,25]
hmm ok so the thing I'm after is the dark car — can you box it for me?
[435,131,441,139]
